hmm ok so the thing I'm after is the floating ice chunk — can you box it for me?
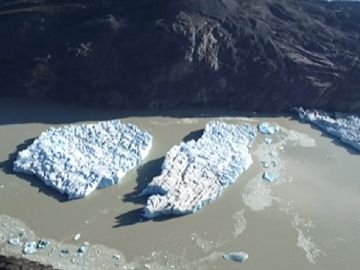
[73,233,81,241]
[78,242,90,253]
[262,171,278,183]
[142,121,256,218]
[60,249,69,255]
[260,161,269,168]
[264,137,273,144]
[37,239,50,249]
[8,237,20,246]
[298,108,360,151]
[223,252,248,263]
[13,120,152,199]
[113,254,121,260]
[23,241,38,254]
[257,122,280,135]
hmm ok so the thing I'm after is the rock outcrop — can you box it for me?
[0,255,55,270]
[0,0,360,112]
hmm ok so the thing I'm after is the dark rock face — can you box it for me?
[0,255,55,270]
[0,0,359,112]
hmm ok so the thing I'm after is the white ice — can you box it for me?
[257,122,280,135]
[142,121,256,218]
[13,120,152,199]
[298,108,360,151]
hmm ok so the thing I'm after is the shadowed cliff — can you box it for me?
[0,0,359,112]
[0,255,56,270]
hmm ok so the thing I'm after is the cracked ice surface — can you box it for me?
[142,121,256,218]
[298,108,360,151]
[13,120,152,199]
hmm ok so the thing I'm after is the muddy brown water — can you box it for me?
[1,98,360,269]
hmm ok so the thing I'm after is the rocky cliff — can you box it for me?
[0,0,359,112]
[0,255,55,270]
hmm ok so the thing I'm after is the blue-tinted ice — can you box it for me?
[13,120,152,199]
[298,108,360,151]
[142,121,256,218]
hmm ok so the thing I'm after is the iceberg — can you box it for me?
[13,120,152,199]
[297,108,360,151]
[142,121,256,218]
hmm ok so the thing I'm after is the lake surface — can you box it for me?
[0,98,360,269]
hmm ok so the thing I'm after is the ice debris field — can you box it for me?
[12,119,287,217]
[13,120,152,199]
[141,121,257,218]
[298,108,360,152]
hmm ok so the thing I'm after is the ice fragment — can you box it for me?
[257,122,279,135]
[23,241,38,254]
[223,252,248,263]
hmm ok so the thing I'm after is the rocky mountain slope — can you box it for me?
[0,255,55,270]
[0,0,359,112]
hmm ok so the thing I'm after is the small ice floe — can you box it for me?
[261,161,269,168]
[78,242,90,254]
[257,122,280,135]
[223,252,248,263]
[113,254,121,260]
[13,120,152,199]
[8,237,20,246]
[73,233,81,241]
[37,239,50,249]
[0,185,4,189]
[264,137,273,144]
[262,171,278,183]
[23,241,38,254]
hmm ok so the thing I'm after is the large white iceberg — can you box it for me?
[298,108,360,151]
[13,120,152,199]
[141,121,256,218]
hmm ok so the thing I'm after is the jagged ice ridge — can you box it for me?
[13,120,152,199]
[141,121,256,218]
[298,108,360,151]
